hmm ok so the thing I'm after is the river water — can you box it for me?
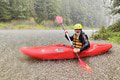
[0,30,119,80]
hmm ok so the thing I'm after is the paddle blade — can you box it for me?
[56,16,63,24]
[78,58,92,72]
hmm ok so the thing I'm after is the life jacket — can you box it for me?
[73,33,83,48]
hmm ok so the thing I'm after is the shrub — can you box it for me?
[107,20,120,32]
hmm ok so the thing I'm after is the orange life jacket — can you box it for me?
[73,34,83,48]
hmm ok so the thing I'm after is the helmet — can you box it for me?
[73,24,83,30]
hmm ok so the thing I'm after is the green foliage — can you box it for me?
[64,18,72,25]
[91,26,109,40]
[92,20,120,44]
[111,0,120,15]
[0,0,107,28]
[9,0,33,19]
[60,0,106,27]
[113,0,120,8]
[40,20,54,27]
[92,31,120,44]
[34,0,59,23]
[0,0,34,21]
[91,33,110,40]
[99,26,107,33]
[107,20,120,32]
[0,0,11,21]
[11,24,50,29]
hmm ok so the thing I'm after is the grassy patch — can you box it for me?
[108,37,120,44]
[0,23,9,29]
[13,25,51,29]
[0,21,97,30]
[0,19,98,30]
[13,25,33,29]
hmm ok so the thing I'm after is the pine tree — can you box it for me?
[46,0,59,20]
[34,0,47,22]
[0,0,11,21]
[111,0,120,15]
[34,0,59,23]
[9,0,32,19]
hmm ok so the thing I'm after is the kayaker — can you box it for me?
[65,24,90,53]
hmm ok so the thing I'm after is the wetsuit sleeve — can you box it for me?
[80,34,90,52]
[65,34,73,41]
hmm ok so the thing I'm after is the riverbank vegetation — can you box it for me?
[92,20,120,44]
[0,20,73,30]
[92,0,120,44]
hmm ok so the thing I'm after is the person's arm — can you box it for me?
[79,34,90,52]
[65,31,73,41]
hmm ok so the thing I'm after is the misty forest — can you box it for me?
[0,0,119,28]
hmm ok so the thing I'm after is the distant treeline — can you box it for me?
[0,0,118,27]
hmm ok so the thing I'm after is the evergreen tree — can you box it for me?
[111,0,120,15]
[0,0,11,21]
[46,0,59,20]
[34,0,59,23]
[9,0,32,19]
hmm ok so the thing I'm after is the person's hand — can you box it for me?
[73,48,80,53]
[64,30,68,35]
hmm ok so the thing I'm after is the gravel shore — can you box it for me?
[0,30,119,80]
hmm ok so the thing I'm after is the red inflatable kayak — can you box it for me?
[20,43,112,60]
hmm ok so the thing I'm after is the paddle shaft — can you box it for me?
[61,24,73,46]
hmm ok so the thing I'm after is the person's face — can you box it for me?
[74,29,81,34]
